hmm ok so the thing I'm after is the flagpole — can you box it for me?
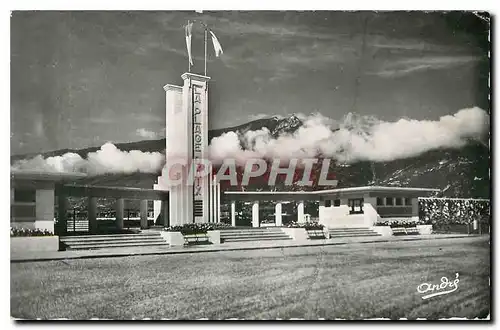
[204,27,207,76]
[188,20,191,73]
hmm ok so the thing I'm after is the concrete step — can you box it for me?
[222,236,292,242]
[61,234,161,242]
[61,233,160,240]
[61,238,166,245]
[220,231,287,237]
[328,227,375,232]
[328,230,378,235]
[328,233,381,238]
[61,232,167,250]
[220,229,284,234]
[326,227,381,238]
[66,241,169,250]
[221,234,290,240]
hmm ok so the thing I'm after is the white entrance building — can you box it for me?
[153,73,221,226]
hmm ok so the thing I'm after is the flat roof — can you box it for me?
[59,184,168,200]
[225,186,441,196]
[11,170,88,182]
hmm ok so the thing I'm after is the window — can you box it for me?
[348,198,364,214]
[385,197,394,206]
[404,197,412,206]
[14,189,36,203]
[395,197,402,206]
[324,200,332,207]
[376,197,384,206]
[333,199,341,207]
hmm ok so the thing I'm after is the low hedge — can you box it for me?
[11,227,54,237]
[375,220,431,228]
[164,223,233,235]
[286,222,324,231]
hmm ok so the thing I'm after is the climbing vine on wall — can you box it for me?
[418,198,490,225]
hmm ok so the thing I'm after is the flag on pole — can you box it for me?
[185,21,194,66]
[209,30,223,57]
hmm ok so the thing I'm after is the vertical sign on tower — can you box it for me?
[192,84,204,221]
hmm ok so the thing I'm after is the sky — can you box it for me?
[10,11,489,155]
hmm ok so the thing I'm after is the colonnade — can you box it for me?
[229,200,307,227]
[57,195,168,235]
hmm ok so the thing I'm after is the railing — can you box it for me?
[60,209,157,234]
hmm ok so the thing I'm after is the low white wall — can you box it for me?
[281,228,309,241]
[160,231,185,246]
[161,230,222,246]
[323,227,330,239]
[363,202,381,227]
[417,225,433,235]
[319,200,379,228]
[11,236,59,253]
[207,230,221,244]
[371,226,393,237]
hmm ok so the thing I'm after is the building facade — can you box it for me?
[224,186,440,228]
[153,72,221,226]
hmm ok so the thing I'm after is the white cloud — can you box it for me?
[209,107,489,164]
[11,143,164,176]
[136,128,157,139]
[371,55,481,78]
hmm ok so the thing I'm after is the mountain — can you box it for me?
[11,115,490,199]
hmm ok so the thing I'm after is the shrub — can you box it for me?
[11,227,54,237]
[164,223,232,235]
[375,220,420,228]
[286,222,324,231]
[418,198,490,225]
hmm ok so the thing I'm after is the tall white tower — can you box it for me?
[154,72,219,226]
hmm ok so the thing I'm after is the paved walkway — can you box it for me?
[11,234,478,262]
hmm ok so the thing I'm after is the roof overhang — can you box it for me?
[224,186,441,201]
[11,171,88,190]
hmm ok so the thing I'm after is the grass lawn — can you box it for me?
[11,236,490,320]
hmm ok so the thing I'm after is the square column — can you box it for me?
[275,202,282,227]
[216,182,221,224]
[35,189,55,232]
[231,200,236,227]
[140,199,148,229]
[153,200,161,225]
[57,192,68,236]
[252,201,260,228]
[209,176,214,223]
[297,201,305,223]
[115,198,124,230]
[411,197,419,221]
[162,199,169,227]
[88,197,98,233]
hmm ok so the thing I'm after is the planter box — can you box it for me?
[281,228,309,241]
[306,229,327,239]
[207,230,221,245]
[417,224,433,235]
[11,236,59,253]
[372,226,393,237]
[161,230,221,246]
[160,231,185,246]
[183,233,210,244]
